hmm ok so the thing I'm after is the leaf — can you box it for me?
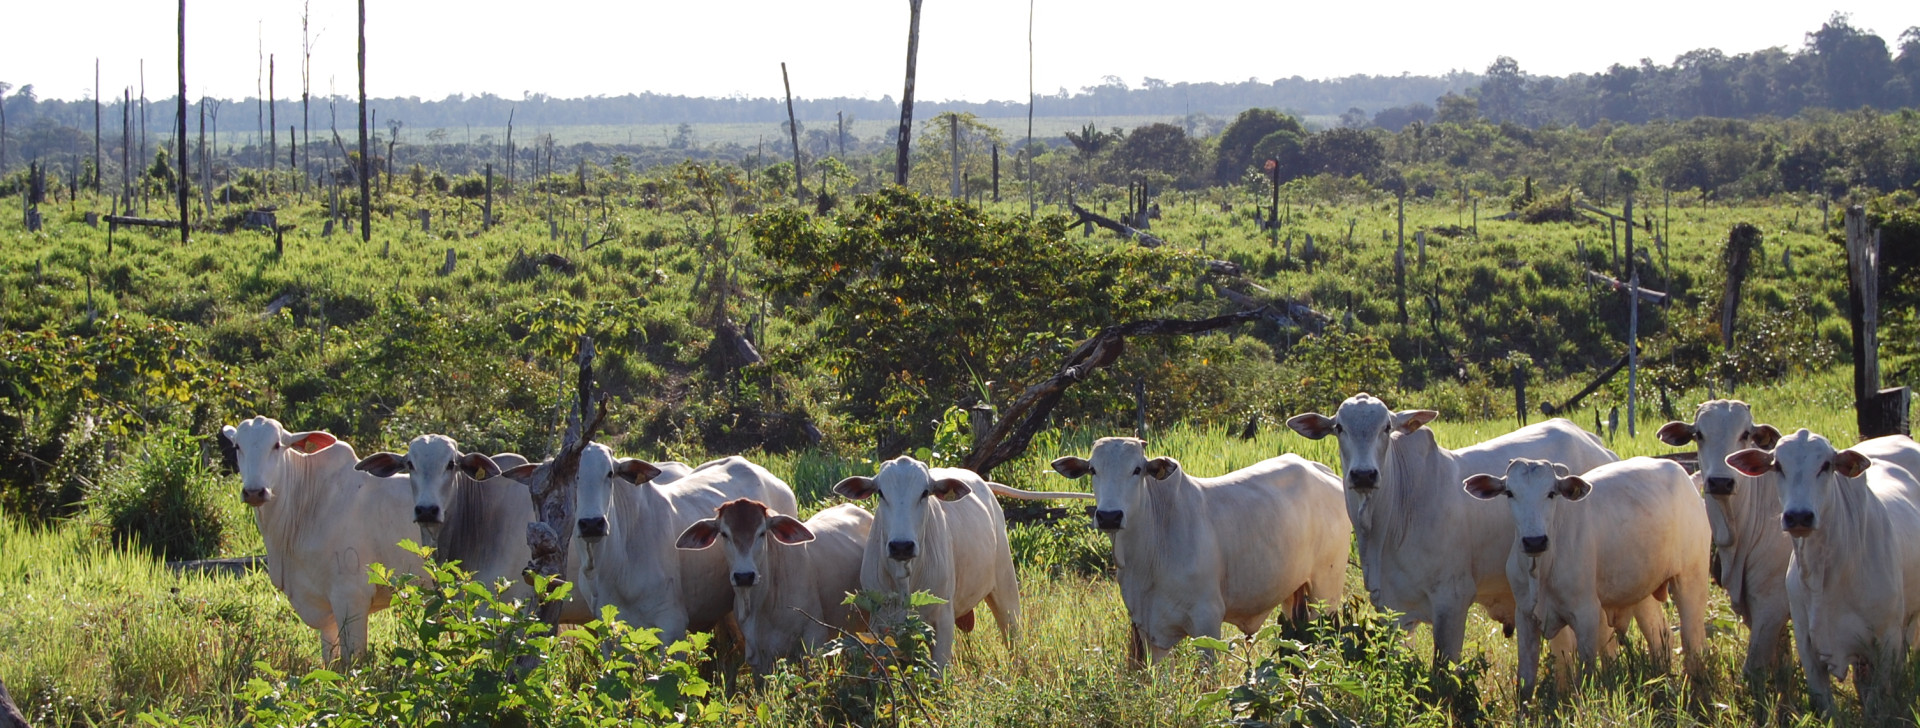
[1190,636,1233,652]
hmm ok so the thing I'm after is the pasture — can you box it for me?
[0,172,1910,726]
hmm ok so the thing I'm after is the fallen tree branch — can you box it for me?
[963,307,1272,476]
[1540,354,1629,416]
[1070,202,1165,247]
[1585,270,1667,303]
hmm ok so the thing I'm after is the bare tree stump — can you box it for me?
[0,676,29,728]
[440,247,456,275]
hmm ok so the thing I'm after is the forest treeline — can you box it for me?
[2,14,1916,156]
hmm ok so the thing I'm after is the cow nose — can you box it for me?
[577,516,609,539]
[1349,469,1379,490]
[887,540,917,561]
[241,487,268,506]
[1782,510,1816,535]
[1704,477,1737,496]
[731,571,758,587]
[1094,509,1124,531]
[413,504,442,523]
[1521,535,1550,554]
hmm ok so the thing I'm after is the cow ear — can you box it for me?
[1725,448,1774,477]
[1551,463,1572,479]
[356,452,410,478]
[1555,475,1593,501]
[1391,410,1439,434]
[1655,421,1697,447]
[498,463,541,483]
[1287,413,1336,440]
[1051,456,1092,479]
[1462,474,1508,500]
[1750,424,1782,450]
[930,477,972,502]
[217,427,239,472]
[613,458,663,485]
[1832,450,1871,479]
[766,515,816,545]
[833,476,878,500]
[1144,457,1178,481]
[675,519,722,550]
[285,431,338,454]
[457,452,502,480]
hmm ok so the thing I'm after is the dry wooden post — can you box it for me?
[94,58,102,192]
[440,247,456,275]
[482,163,493,230]
[894,0,923,186]
[356,0,371,243]
[991,142,999,202]
[176,0,189,244]
[1625,193,1637,437]
[520,336,607,631]
[1844,206,1908,438]
[1395,191,1408,325]
[1471,197,1478,240]
[418,208,429,233]
[1721,223,1761,351]
[1417,230,1427,267]
[121,88,131,204]
[268,54,276,189]
[780,62,804,203]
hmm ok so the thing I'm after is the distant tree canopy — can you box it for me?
[1215,108,1307,184]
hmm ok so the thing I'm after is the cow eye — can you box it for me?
[1332,424,1344,434]
[1818,463,1830,474]
[919,491,932,500]
[271,442,282,451]
[445,462,454,471]
[1087,468,1097,476]
[1131,466,1141,475]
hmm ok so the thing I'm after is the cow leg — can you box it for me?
[1125,623,1149,670]
[1786,586,1833,714]
[1741,598,1790,687]
[982,572,1022,648]
[927,604,957,670]
[1670,574,1708,681]
[1571,602,1604,683]
[1629,596,1670,672]
[316,616,342,665]
[1515,614,1543,702]
[1429,594,1472,666]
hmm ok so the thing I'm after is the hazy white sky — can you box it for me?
[5,1,1915,103]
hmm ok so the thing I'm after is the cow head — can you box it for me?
[1657,400,1780,498]
[833,456,968,566]
[1726,429,1870,538]
[569,442,665,547]
[220,417,339,508]
[354,434,503,548]
[1050,437,1176,532]
[1288,393,1436,494]
[1463,458,1591,556]
[676,498,814,589]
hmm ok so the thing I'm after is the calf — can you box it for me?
[1727,430,1920,716]
[676,499,873,674]
[512,447,797,644]
[220,417,417,664]
[1464,457,1712,697]
[1052,438,1348,666]
[833,457,1022,669]
[1287,394,1619,663]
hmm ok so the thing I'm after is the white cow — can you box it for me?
[1051,438,1349,666]
[508,446,797,645]
[675,498,873,674]
[1727,430,1920,715]
[833,457,1022,669]
[220,417,417,664]
[353,434,696,616]
[1657,401,1788,677]
[1464,457,1712,697]
[1287,393,1620,663]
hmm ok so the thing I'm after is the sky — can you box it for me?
[4,1,1915,104]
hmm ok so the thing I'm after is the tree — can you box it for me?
[750,189,1199,452]
[1807,13,1894,110]
[1213,108,1304,184]
[1250,129,1306,181]
[1113,122,1196,178]
[1338,107,1369,128]
[1479,56,1526,123]
[1371,103,1432,132]
[1304,127,1385,180]
[357,0,371,243]
[895,0,923,185]
[1435,93,1480,125]
[0,81,10,174]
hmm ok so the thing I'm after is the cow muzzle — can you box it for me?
[241,487,269,506]
[577,516,610,539]
[887,540,917,561]
[1094,509,1124,531]
[731,571,758,587]
[1348,469,1379,491]
[1781,510,1815,537]
[1704,476,1736,497]
[413,504,442,524]
[1520,535,1550,555]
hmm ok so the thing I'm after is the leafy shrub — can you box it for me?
[88,429,229,561]
[1273,326,1402,416]
[140,542,718,727]
[1008,520,1113,577]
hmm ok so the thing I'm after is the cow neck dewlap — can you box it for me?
[258,442,357,590]
[436,470,508,568]
[1713,469,1784,611]
[1794,469,1881,592]
[1380,428,1449,550]
[1112,471,1192,564]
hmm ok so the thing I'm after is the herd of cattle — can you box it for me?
[217,393,1920,711]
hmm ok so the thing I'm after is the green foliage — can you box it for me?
[1201,601,1476,728]
[1216,109,1307,184]
[1273,326,1402,416]
[1008,519,1113,577]
[88,429,230,561]
[752,188,1200,449]
[140,542,717,728]
[808,589,948,726]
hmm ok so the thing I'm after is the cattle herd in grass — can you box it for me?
[218,393,1920,715]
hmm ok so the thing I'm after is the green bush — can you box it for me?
[89,429,229,561]
[1008,520,1113,578]
[140,542,719,727]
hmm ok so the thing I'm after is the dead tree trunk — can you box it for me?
[176,0,189,244]
[1721,223,1761,351]
[0,676,29,728]
[519,337,607,629]
[948,113,961,198]
[894,0,923,186]
[963,308,1272,476]
[1845,206,1908,438]
[781,62,805,203]
[356,0,371,243]
[94,58,102,192]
